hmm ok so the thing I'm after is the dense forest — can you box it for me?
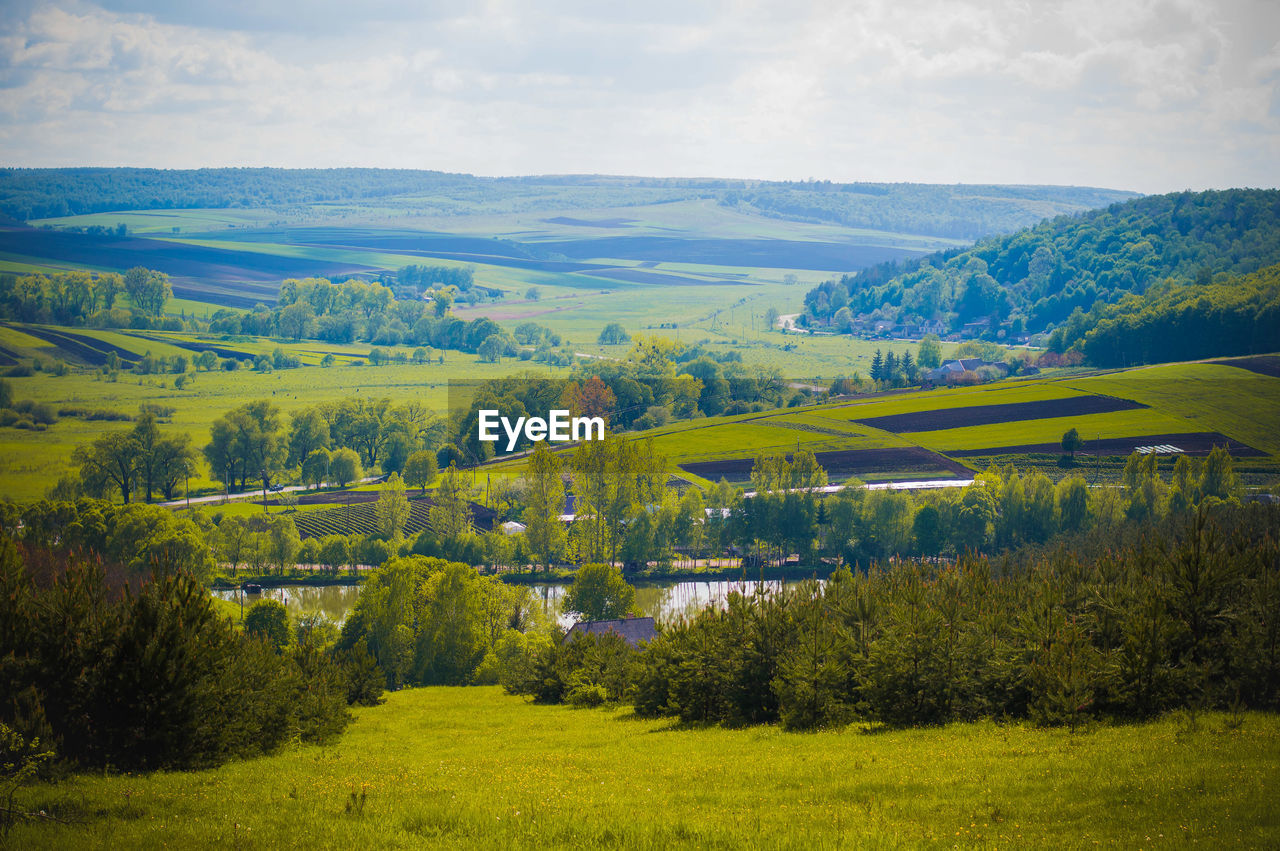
[0,168,1134,240]
[801,188,1280,345]
[1051,262,1280,366]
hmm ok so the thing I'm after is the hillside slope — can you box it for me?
[802,188,1280,340]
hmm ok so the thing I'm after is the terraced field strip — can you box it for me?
[1209,354,1280,379]
[16,325,142,366]
[681,445,972,484]
[852,394,1147,433]
[907,408,1200,453]
[809,379,1086,424]
[74,328,195,361]
[0,324,56,351]
[1069,363,1280,456]
[291,496,496,539]
[947,431,1265,458]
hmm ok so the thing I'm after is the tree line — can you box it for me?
[0,266,172,326]
[1049,262,1280,367]
[0,530,381,774]
[509,502,1280,731]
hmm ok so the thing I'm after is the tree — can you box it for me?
[870,349,884,382]
[403,450,438,493]
[131,412,196,503]
[214,516,252,574]
[917,334,943,369]
[598,322,629,345]
[204,401,286,492]
[301,448,331,490]
[74,430,137,503]
[375,474,411,542]
[1200,446,1240,500]
[123,266,172,316]
[478,334,504,363]
[245,599,291,652]
[524,443,567,571]
[429,464,472,539]
[765,306,780,330]
[525,286,541,301]
[899,350,916,384]
[1061,427,1082,460]
[277,302,317,341]
[267,516,301,573]
[562,563,636,621]
[330,448,363,488]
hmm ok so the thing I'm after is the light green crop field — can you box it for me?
[812,379,1080,422]
[11,687,1279,849]
[0,325,56,351]
[1069,363,1280,456]
[907,408,1198,452]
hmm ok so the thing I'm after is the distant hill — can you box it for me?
[801,188,1280,340]
[0,168,1136,241]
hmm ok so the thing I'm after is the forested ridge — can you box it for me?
[1055,262,1280,366]
[801,188,1280,342]
[0,168,477,220]
[0,168,1134,240]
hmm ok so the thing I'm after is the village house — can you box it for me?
[565,617,658,648]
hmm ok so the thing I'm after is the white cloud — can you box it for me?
[0,0,1275,193]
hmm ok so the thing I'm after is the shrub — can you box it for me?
[245,599,292,652]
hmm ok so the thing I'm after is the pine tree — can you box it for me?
[900,350,915,383]
[870,349,884,381]
[884,350,898,385]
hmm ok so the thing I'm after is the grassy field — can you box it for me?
[906,408,1197,452]
[1070,363,1280,456]
[0,357,564,501]
[10,687,1278,848]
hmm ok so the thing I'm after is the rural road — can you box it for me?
[777,313,809,333]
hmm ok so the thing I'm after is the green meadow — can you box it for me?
[10,687,1278,849]
[1070,363,1280,456]
[0,356,564,500]
[906,408,1197,453]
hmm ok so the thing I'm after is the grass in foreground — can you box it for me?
[12,687,1279,848]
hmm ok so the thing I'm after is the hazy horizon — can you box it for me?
[1,0,1277,196]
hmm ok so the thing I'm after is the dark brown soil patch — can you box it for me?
[854,395,1146,433]
[13,325,141,366]
[1209,355,1280,379]
[681,446,972,484]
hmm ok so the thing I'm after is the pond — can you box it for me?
[211,584,363,624]
[213,577,812,627]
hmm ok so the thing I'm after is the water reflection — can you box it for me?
[211,578,813,629]
[211,584,362,624]
[530,579,805,627]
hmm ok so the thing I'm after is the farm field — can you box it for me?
[904,408,1203,453]
[0,357,562,501]
[473,359,1280,489]
[11,686,1279,849]
[1068,361,1280,456]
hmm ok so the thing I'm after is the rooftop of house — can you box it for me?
[565,616,658,648]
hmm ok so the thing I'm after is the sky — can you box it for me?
[0,0,1277,194]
